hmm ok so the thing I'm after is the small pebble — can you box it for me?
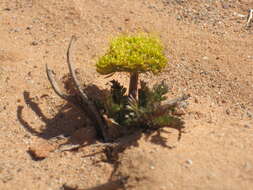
[246,111,253,118]
[186,159,193,165]
[244,124,251,129]
[202,56,209,60]
[4,8,11,11]
[31,41,38,46]
[221,2,229,9]
[244,162,252,171]
[14,28,20,32]
[176,15,182,20]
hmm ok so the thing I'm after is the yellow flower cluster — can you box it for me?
[96,34,168,75]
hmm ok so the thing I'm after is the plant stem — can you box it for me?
[128,72,139,99]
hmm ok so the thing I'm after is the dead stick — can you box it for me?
[246,9,253,28]
[66,36,109,142]
[153,94,190,116]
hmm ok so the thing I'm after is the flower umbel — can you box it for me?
[96,34,168,75]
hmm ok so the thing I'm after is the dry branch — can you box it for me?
[66,36,89,101]
[46,64,69,101]
[46,36,109,142]
[161,94,190,108]
[154,94,190,116]
[246,9,253,28]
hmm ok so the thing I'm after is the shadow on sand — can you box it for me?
[17,84,185,190]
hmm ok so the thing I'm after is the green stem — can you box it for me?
[128,72,139,99]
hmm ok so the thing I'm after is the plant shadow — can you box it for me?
[62,177,128,190]
[17,91,88,142]
[17,79,186,190]
[17,72,109,146]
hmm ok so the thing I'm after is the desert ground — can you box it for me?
[0,0,253,189]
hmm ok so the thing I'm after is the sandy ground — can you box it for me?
[0,0,253,189]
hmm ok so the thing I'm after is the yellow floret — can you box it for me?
[96,34,168,75]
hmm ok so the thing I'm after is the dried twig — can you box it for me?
[66,36,89,101]
[46,64,69,101]
[46,65,86,110]
[56,142,118,152]
[246,9,253,28]
[66,35,108,142]
[46,36,109,142]
[161,94,190,108]
[154,94,190,116]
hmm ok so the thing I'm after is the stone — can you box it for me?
[31,41,38,46]
[186,159,193,165]
[202,56,209,60]
[28,142,56,160]
[244,162,252,171]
